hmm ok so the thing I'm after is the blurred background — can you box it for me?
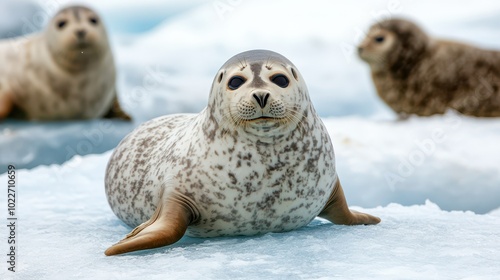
[1,0,499,213]
[3,0,500,121]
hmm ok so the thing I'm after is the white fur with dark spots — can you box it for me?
[105,50,337,237]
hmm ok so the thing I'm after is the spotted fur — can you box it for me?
[105,50,338,237]
[0,5,129,121]
[358,18,500,117]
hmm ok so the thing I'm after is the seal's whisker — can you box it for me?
[265,56,273,70]
[237,58,246,71]
[374,55,386,66]
[284,106,307,133]
[220,110,239,136]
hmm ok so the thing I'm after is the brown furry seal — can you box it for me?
[0,5,130,121]
[358,18,500,118]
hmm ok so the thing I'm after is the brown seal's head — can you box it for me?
[358,18,430,77]
[207,50,311,138]
[45,5,111,72]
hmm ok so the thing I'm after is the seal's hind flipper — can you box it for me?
[318,178,381,225]
[105,199,191,256]
[103,95,131,121]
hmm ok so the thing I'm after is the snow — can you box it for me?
[329,114,500,214]
[1,0,500,278]
[1,154,500,280]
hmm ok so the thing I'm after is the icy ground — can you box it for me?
[1,0,500,278]
[330,114,500,214]
[0,120,133,174]
[1,152,499,280]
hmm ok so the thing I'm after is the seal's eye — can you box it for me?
[271,74,289,88]
[228,76,246,90]
[57,20,67,29]
[89,17,99,25]
[374,36,385,43]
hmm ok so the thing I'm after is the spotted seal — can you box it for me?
[0,5,130,121]
[358,18,500,118]
[104,50,380,256]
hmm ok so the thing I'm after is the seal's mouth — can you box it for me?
[74,42,92,49]
[247,116,286,123]
[71,37,97,50]
[245,116,287,129]
[253,116,275,120]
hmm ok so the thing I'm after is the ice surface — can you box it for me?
[1,1,500,278]
[0,120,134,174]
[1,154,499,280]
[327,114,500,214]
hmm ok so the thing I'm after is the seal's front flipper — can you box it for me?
[103,95,131,121]
[0,91,13,120]
[318,178,381,225]
[105,198,192,256]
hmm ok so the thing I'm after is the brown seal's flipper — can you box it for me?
[318,178,381,225]
[0,91,14,120]
[103,95,131,121]
[396,112,410,121]
[105,196,193,256]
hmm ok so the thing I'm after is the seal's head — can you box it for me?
[208,50,310,138]
[358,18,429,74]
[45,5,110,71]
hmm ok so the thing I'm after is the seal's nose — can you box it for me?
[76,29,86,39]
[253,92,270,109]
[358,46,364,55]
